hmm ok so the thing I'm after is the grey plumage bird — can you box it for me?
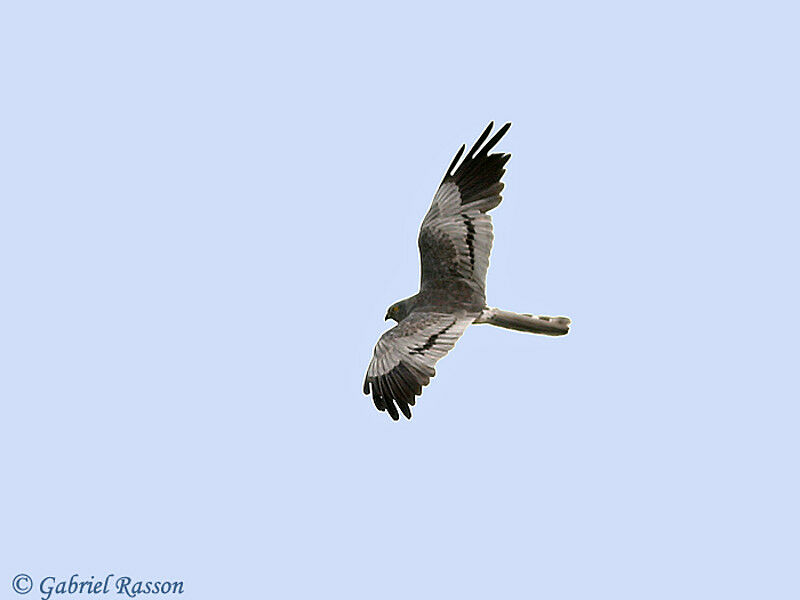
[364,122,570,420]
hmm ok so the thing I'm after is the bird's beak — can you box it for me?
[384,313,390,321]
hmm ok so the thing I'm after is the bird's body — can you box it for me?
[364,122,570,420]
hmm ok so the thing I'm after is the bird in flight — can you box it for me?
[364,122,570,420]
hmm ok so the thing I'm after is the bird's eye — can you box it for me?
[392,306,399,312]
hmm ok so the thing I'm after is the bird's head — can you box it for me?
[385,297,415,323]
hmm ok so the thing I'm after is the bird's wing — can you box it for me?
[363,311,478,420]
[419,122,511,295]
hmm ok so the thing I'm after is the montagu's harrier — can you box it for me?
[364,122,570,420]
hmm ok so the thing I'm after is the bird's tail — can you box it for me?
[475,307,571,336]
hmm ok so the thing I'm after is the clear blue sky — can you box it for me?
[1,2,797,598]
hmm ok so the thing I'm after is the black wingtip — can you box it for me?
[396,399,412,420]
[444,122,512,182]
[445,144,466,178]
[385,399,400,421]
[482,122,511,155]
[466,122,495,160]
